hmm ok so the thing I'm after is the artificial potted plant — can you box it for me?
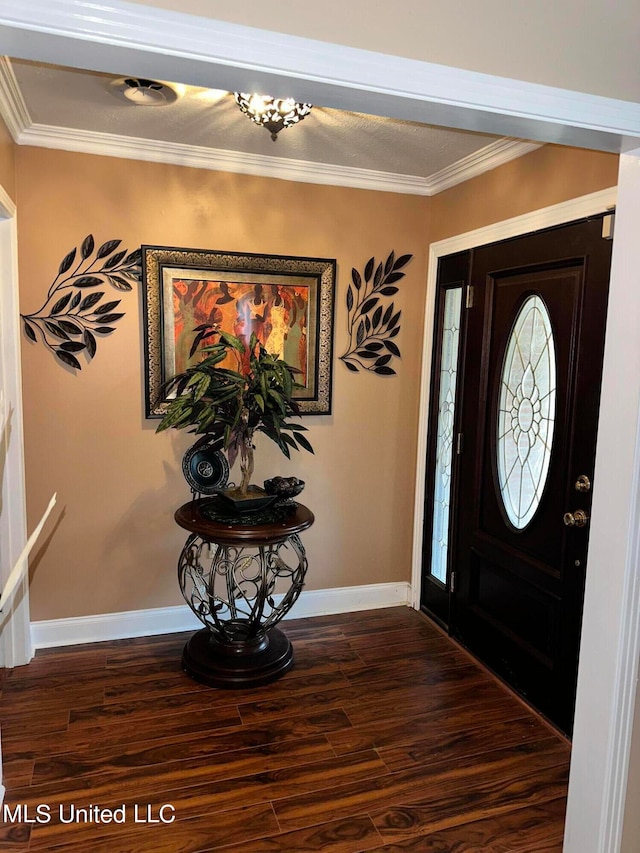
[156,325,313,508]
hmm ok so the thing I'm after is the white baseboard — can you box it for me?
[31,604,202,650]
[30,582,412,650]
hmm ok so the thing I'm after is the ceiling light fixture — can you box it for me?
[234,93,312,141]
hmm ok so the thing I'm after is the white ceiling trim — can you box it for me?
[0,57,539,196]
[0,0,636,151]
[0,55,29,139]
[426,138,542,194]
[15,123,434,194]
[13,121,541,196]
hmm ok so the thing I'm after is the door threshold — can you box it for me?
[415,608,572,747]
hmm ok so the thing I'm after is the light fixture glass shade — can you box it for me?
[234,93,312,141]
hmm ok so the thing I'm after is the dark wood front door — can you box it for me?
[422,216,613,734]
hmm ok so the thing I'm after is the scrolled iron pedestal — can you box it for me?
[174,498,314,688]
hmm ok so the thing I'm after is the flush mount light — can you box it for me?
[234,93,312,141]
[108,77,181,107]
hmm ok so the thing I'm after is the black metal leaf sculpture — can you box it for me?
[339,250,412,375]
[20,235,141,370]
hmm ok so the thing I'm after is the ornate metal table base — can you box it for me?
[182,627,293,688]
[174,499,314,689]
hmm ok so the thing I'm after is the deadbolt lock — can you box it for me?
[575,475,591,493]
[563,509,589,528]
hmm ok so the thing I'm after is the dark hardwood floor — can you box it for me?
[0,607,569,852]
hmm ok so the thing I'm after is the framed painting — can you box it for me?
[142,246,336,416]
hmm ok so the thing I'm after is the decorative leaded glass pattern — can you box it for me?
[497,294,556,529]
[430,287,463,583]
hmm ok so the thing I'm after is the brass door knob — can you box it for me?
[563,509,589,528]
[575,475,591,493]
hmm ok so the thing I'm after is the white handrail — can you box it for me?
[0,493,56,612]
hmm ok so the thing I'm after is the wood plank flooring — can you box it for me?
[0,607,569,852]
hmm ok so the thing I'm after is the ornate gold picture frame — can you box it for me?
[142,246,336,416]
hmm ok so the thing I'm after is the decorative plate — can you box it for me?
[182,444,229,494]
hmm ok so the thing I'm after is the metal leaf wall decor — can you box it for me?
[339,250,412,375]
[20,235,142,370]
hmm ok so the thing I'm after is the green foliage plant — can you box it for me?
[156,326,313,496]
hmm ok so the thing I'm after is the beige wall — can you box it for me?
[0,114,16,202]
[430,144,619,242]
[16,147,430,621]
[16,142,619,623]
[129,0,640,102]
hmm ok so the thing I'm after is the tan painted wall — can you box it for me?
[16,142,619,623]
[0,114,16,202]
[16,147,430,621]
[130,0,640,102]
[430,144,619,242]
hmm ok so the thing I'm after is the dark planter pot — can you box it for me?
[215,486,278,512]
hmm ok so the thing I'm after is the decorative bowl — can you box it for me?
[263,477,305,501]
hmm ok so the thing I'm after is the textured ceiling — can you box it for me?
[11,59,506,180]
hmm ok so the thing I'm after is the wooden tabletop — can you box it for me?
[174,498,314,546]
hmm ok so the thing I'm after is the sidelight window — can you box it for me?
[430,286,463,581]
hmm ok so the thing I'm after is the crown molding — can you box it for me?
[15,122,543,196]
[0,57,540,197]
[18,123,435,195]
[426,138,542,194]
[0,55,29,140]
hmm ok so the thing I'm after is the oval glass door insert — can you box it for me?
[497,294,556,529]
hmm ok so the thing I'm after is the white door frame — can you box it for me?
[0,3,638,849]
[0,181,29,807]
[0,183,30,670]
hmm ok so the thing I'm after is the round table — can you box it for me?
[174,498,314,688]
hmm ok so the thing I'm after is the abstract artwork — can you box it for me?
[143,246,335,416]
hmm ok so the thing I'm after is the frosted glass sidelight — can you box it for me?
[430,287,463,583]
[497,294,556,529]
